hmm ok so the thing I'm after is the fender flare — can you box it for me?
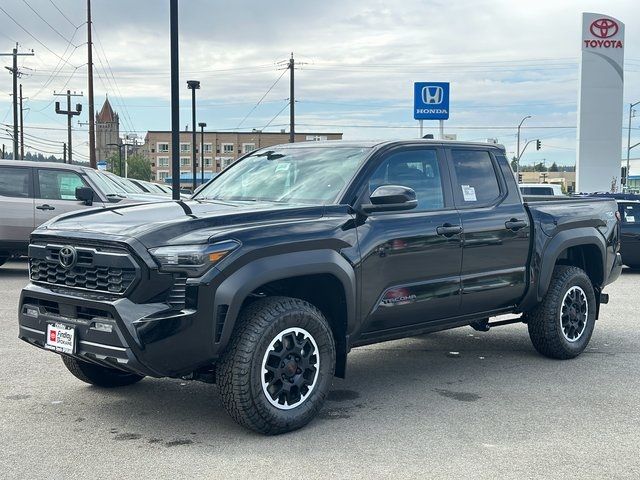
[212,249,356,364]
[536,227,606,301]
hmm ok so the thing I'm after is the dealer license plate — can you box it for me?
[45,323,76,355]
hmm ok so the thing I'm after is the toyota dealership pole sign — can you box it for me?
[576,13,625,193]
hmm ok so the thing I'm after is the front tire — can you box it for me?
[61,356,145,387]
[218,296,336,435]
[527,265,596,359]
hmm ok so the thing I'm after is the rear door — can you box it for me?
[618,202,640,268]
[447,147,531,314]
[358,146,463,334]
[34,168,93,227]
[0,165,35,245]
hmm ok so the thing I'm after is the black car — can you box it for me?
[18,140,622,434]
[617,200,640,268]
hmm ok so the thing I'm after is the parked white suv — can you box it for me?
[0,160,163,266]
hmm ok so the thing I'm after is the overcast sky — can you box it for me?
[1,0,639,165]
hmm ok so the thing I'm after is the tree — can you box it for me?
[549,162,559,172]
[127,154,152,181]
[107,152,123,175]
[510,156,518,171]
[533,162,546,172]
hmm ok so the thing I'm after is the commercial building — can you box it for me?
[143,130,343,185]
[520,171,576,193]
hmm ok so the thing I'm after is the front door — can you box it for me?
[358,147,463,335]
[34,168,94,227]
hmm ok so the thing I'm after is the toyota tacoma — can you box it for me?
[18,140,622,434]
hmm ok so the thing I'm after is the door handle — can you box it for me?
[505,218,527,231]
[436,224,463,237]
[36,204,55,211]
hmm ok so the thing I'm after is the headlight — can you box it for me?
[149,240,240,276]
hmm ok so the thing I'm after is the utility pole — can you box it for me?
[187,80,200,192]
[170,0,180,200]
[19,84,25,160]
[289,52,295,143]
[1,44,34,160]
[63,143,67,163]
[87,0,96,168]
[55,90,83,164]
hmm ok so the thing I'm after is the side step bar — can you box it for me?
[470,316,524,332]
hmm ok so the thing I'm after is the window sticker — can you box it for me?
[275,163,291,172]
[461,184,477,202]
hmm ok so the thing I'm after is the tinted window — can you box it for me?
[620,203,640,223]
[451,149,501,206]
[521,186,553,195]
[0,166,31,198]
[37,170,86,201]
[368,149,444,211]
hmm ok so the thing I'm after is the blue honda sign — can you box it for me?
[413,82,450,120]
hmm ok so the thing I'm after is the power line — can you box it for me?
[262,102,290,130]
[0,5,79,68]
[22,0,79,46]
[236,68,288,128]
[49,0,80,29]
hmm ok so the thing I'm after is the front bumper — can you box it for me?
[18,279,224,378]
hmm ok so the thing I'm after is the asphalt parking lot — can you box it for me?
[1,259,639,479]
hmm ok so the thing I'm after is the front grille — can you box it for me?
[29,243,138,295]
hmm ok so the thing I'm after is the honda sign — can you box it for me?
[414,82,450,120]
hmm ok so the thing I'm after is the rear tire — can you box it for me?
[527,265,596,359]
[218,296,336,435]
[61,356,144,387]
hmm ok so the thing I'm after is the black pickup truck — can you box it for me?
[18,140,622,434]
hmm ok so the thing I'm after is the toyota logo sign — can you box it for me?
[590,18,618,38]
[58,246,77,269]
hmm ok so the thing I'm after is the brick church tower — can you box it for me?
[95,96,120,162]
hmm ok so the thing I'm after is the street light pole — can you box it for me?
[187,80,200,193]
[516,115,532,182]
[198,121,206,186]
[107,143,123,176]
[626,101,640,190]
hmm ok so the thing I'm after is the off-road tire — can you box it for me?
[62,356,145,387]
[527,265,596,359]
[218,296,336,435]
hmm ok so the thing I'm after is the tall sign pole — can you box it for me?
[170,0,180,200]
[413,82,450,139]
[576,13,625,192]
[289,52,295,143]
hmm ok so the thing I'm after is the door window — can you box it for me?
[451,149,501,206]
[620,203,640,223]
[37,170,87,201]
[0,167,31,198]
[368,149,444,211]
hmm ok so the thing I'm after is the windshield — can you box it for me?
[195,146,371,204]
[105,173,146,194]
[86,170,127,196]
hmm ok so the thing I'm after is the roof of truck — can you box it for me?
[263,139,506,150]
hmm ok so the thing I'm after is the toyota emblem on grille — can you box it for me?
[58,246,77,269]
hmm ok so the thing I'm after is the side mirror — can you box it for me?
[361,185,418,213]
[75,186,94,206]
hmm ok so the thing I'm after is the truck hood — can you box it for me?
[37,200,326,247]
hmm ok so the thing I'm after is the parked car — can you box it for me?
[18,141,622,434]
[0,161,159,265]
[519,183,564,196]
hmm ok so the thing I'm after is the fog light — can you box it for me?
[91,321,113,333]
[24,307,38,318]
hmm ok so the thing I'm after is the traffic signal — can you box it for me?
[518,173,523,183]
[536,139,542,150]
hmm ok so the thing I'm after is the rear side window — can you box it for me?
[620,203,640,223]
[451,149,501,206]
[37,170,87,201]
[0,166,31,198]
